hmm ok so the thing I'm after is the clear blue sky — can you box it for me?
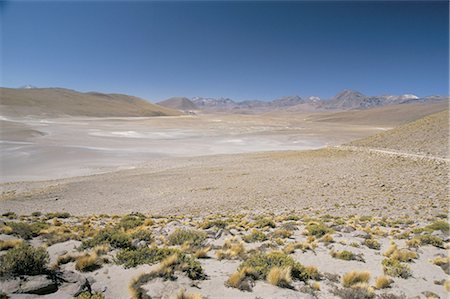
[1,1,448,101]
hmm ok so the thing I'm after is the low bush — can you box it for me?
[116,246,179,268]
[305,222,332,237]
[6,221,49,240]
[0,244,49,277]
[363,238,381,250]
[382,258,411,278]
[242,229,267,243]
[82,228,132,249]
[254,217,276,229]
[117,214,145,230]
[168,229,207,247]
[238,251,313,282]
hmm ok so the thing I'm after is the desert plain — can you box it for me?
[0,89,449,299]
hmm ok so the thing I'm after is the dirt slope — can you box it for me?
[350,109,448,158]
[0,88,181,117]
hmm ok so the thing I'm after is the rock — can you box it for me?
[350,230,371,239]
[334,225,355,233]
[56,270,90,296]
[132,239,147,248]
[0,278,21,294]
[19,275,58,295]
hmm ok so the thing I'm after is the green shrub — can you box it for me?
[416,234,444,248]
[74,292,105,299]
[6,221,49,240]
[117,214,144,230]
[305,222,332,237]
[129,229,153,242]
[0,244,49,277]
[116,246,179,268]
[382,258,411,278]
[254,217,276,229]
[243,230,267,243]
[168,229,207,247]
[363,238,381,250]
[238,251,313,282]
[424,220,449,234]
[116,247,205,280]
[82,228,132,249]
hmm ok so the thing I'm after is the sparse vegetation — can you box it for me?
[374,275,393,289]
[75,252,103,272]
[82,228,132,249]
[0,244,49,277]
[0,239,23,251]
[305,221,332,237]
[266,266,292,288]
[168,229,207,247]
[238,251,315,282]
[342,271,371,287]
[382,258,411,278]
[363,238,381,250]
[242,229,267,243]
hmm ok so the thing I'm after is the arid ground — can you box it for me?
[0,100,448,299]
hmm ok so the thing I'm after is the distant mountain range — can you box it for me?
[159,90,447,113]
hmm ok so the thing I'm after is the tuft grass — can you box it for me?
[175,288,204,299]
[266,266,292,288]
[75,252,103,272]
[382,258,411,278]
[216,238,246,260]
[342,271,371,288]
[226,267,256,291]
[374,275,392,289]
[383,243,417,262]
[0,239,23,251]
[330,250,357,261]
[117,214,145,230]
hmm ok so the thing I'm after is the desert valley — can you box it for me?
[0,87,448,299]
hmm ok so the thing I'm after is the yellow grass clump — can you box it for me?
[0,239,23,251]
[384,242,417,262]
[374,275,392,289]
[194,246,210,259]
[266,266,292,288]
[311,281,320,291]
[175,288,204,299]
[216,238,246,260]
[75,252,102,272]
[342,271,371,288]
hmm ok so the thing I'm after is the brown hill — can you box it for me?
[0,88,181,117]
[157,97,197,111]
[350,109,449,158]
[309,101,448,127]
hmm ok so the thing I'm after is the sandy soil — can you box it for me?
[0,113,384,182]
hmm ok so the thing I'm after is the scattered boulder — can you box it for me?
[18,275,58,295]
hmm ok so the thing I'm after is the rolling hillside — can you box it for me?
[350,109,449,158]
[0,88,181,117]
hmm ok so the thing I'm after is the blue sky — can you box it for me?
[1,1,448,101]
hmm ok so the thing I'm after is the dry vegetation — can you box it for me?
[0,212,448,298]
